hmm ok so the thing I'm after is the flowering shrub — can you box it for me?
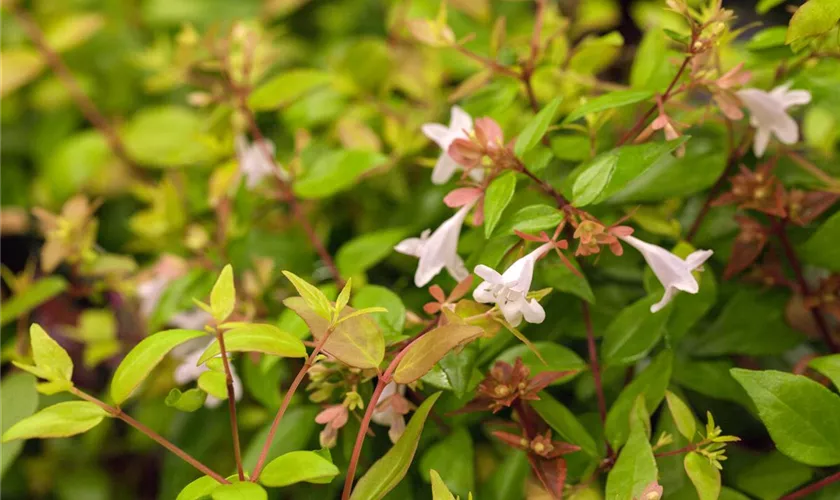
[3,0,840,499]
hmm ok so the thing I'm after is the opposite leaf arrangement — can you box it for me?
[2,1,840,500]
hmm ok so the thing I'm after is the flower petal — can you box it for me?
[684,249,714,271]
[499,299,523,327]
[753,127,771,157]
[422,123,451,149]
[650,287,679,313]
[449,106,473,135]
[473,282,496,303]
[394,237,426,257]
[474,265,503,284]
[772,112,799,145]
[521,298,546,324]
[431,154,460,185]
[780,89,811,108]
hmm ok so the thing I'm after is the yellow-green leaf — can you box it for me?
[350,392,441,500]
[684,452,721,500]
[211,482,267,500]
[284,297,384,369]
[2,401,108,442]
[110,329,206,405]
[0,276,68,327]
[248,69,332,111]
[0,49,45,97]
[430,470,457,500]
[176,475,239,500]
[283,271,332,320]
[393,325,484,384]
[260,450,339,487]
[665,391,697,441]
[198,371,228,399]
[198,324,306,364]
[44,14,105,53]
[30,324,73,382]
[210,264,236,324]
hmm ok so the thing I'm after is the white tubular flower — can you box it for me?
[472,242,554,327]
[618,235,713,313]
[173,339,243,409]
[236,134,280,189]
[371,382,408,444]
[736,83,811,157]
[421,106,484,184]
[395,202,475,287]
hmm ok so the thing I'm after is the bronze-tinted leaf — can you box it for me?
[284,297,384,369]
[393,325,484,384]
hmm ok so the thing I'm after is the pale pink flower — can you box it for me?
[422,106,484,184]
[737,83,811,157]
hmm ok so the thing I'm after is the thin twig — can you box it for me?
[11,6,139,174]
[617,49,694,146]
[250,331,332,482]
[771,218,838,353]
[779,470,840,500]
[70,388,229,484]
[784,150,840,191]
[214,328,245,480]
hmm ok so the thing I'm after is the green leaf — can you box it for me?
[430,470,457,500]
[608,136,726,203]
[210,264,235,324]
[630,29,674,91]
[747,26,789,50]
[420,427,475,498]
[605,422,657,500]
[492,204,565,237]
[484,172,517,238]
[684,452,721,500]
[665,391,696,442]
[550,135,591,161]
[731,451,813,500]
[514,97,562,157]
[393,325,484,384]
[538,259,595,303]
[672,359,753,409]
[294,150,387,199]
[0,49,45,97]
[799,210,840,271]
[2,401,109,442]
[693,289,804,356]
[0,277,68,327]
[110,329,206,405]
[605,350,673,449]
[282,271,332,320]
[484,451,529,500]
[601,296,670,367]
[165,388,207,412]
[27,324,74,383]
[732,369,840,466]
[260,450,339,487]
[353,286,406,343]
[757,0,786,14]
[350,392,441,500]
[176,476,230,500]
[564,90,653,123]
[198,324,306,364]
[569,31,624,75]
[211,482,267,500]
[530,393,598,457]
[336,228,410,277]
[248,69,332,111]
[572,138,688,206]
[1,373,39,475]
[495,341,586,385]
[198,371,228,400]
[809,354,840,390]
[44,13,104,52]
[122,106,218,168]
[284,297,384,369]
[786,0,840,45]
[438,343,479,398]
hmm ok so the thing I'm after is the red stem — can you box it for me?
[71,388,229,484]
[11,5,140,175]
[771,219,838,353]
[342,335,424,500]
[779,470,840,500]
[654,442,699,458]
[617,50,694,147]
[215,328,245,480]
[582,302,607,426]
[250,332,331,482]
